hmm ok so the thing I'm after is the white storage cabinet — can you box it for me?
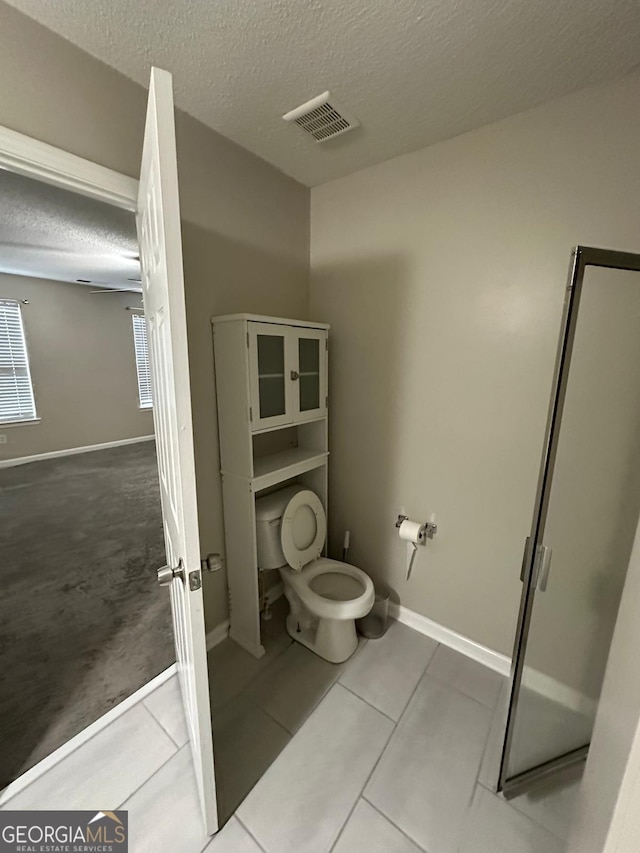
[247,321,327,431]
[212,314,330,657]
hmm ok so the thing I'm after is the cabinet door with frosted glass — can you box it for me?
[292,328,327,422]
[248,322,294,431]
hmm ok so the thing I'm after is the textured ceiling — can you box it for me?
[0,169,140,289]
[5,0,640,186]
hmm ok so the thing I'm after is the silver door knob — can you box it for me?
[157,560,185,587]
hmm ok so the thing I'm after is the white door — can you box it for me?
[291,328,328,423]
[248,322,295,431]
[137,67,217,834]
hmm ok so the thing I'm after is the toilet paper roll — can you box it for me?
[398,519,424,544]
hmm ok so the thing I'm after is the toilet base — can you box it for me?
[285,612,359,664]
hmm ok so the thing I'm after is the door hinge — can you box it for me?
[325,338,328,351]
[246,332,250,348]
[188,570,202,591]
[325,395,328,409]
[249,406,253,422]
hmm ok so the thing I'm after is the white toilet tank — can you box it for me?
[255,485,304,570]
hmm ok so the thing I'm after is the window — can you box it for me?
[0,299,37,424]
[132,313,153,408]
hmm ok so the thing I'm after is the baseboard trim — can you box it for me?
[204,587,282,656]
[228,628,265,659]
[205,620,230,651]
[0,435,155,469]
[0,663,176,806]
[390,603,512,676]
[390,603,597,715]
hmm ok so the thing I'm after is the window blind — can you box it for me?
[132,313,153,408]
[0,299,37,424]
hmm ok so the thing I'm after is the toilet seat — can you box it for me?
[258,485,375,662]
[281,558,375,621]
[280,489,326,570]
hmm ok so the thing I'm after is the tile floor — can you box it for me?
[0,612,581,853]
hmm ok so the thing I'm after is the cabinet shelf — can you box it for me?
[253,448,329,490]
[252,414,326,436]
[221,448,329,490]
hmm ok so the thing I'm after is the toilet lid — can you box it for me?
[280,489,326,571]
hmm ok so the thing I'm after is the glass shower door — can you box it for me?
[499,247,640,796]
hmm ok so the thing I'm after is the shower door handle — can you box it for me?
[519,536,532,582]
[533,545,552,592]
[519,539,552,591]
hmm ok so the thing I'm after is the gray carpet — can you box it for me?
[0,441,174,786]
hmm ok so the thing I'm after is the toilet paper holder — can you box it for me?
[395,515,438,540]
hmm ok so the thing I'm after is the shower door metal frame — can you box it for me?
[498,245,640,798]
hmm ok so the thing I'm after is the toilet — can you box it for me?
[255,485,374,663]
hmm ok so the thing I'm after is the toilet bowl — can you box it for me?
[255,486,374,663]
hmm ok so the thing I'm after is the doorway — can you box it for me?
[0,72,218,836]
[0,168,172,785]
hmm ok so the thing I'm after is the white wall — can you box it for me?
[0,274,153,460]
[602,737,640,853]
[569,516,640,852]
[310,71,640,657]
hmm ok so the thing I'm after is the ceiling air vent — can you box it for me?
[283,91,359,143]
